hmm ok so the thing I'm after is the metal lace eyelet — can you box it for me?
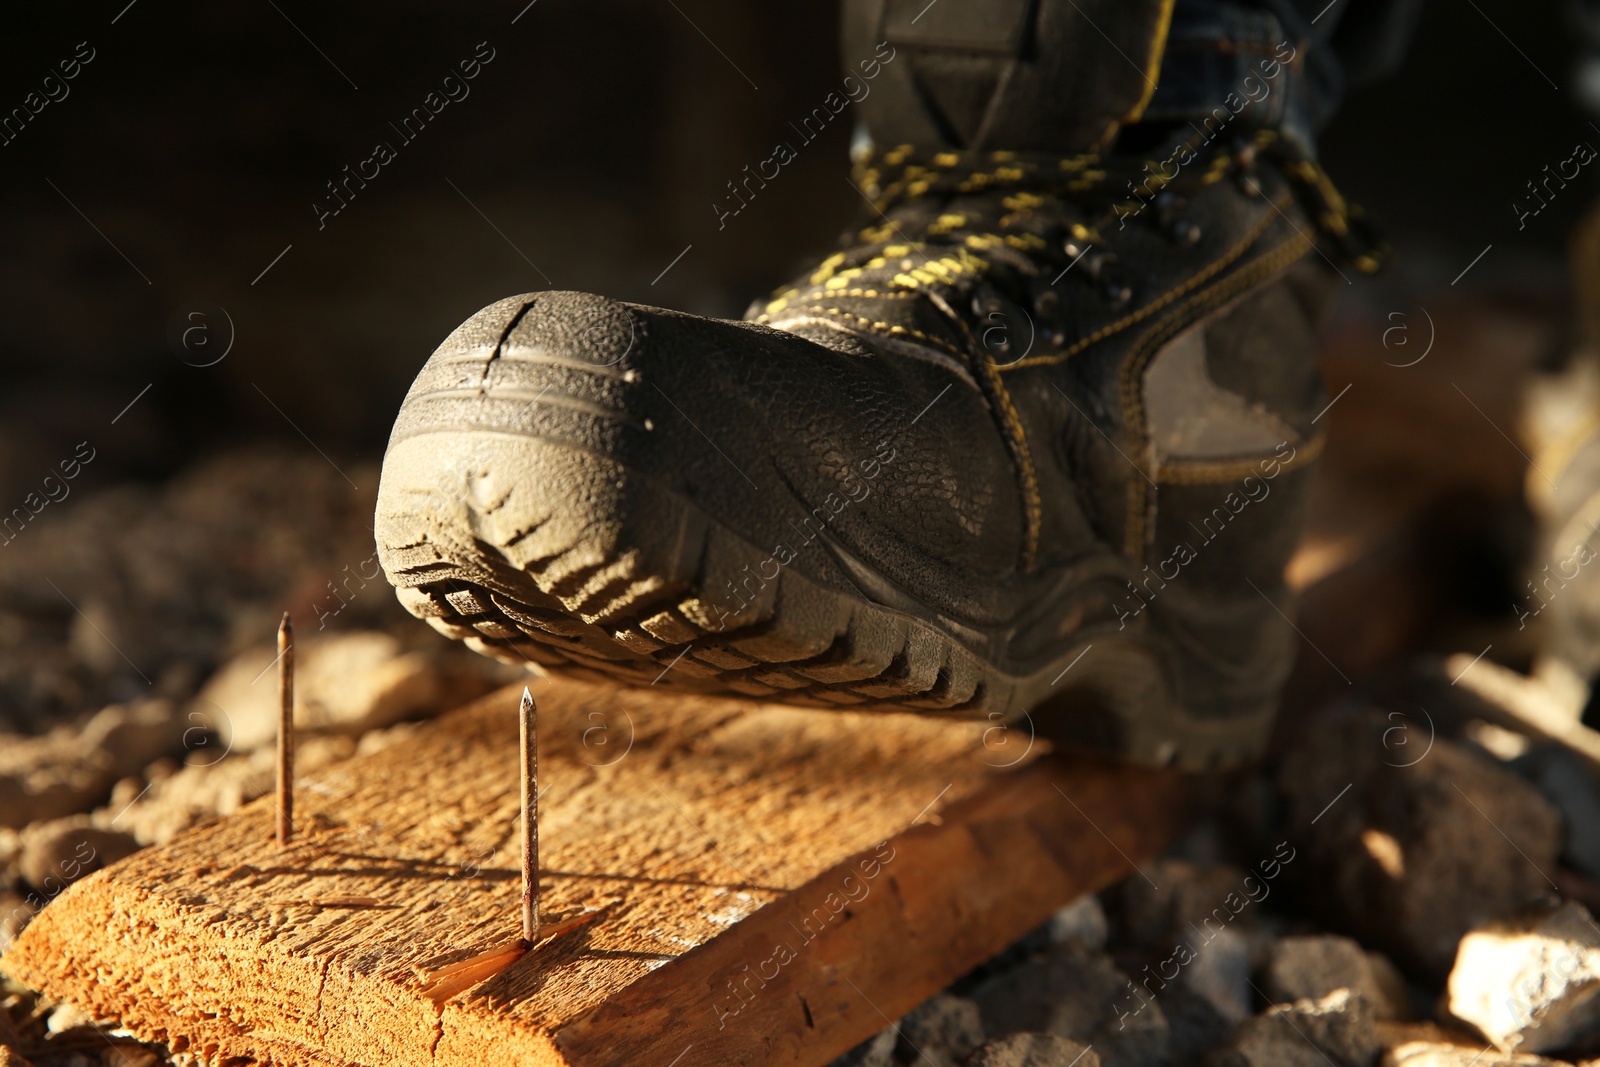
[1084,251,1116,282]
[972,292,1006,319]
[1154,191,1186,227]
[1170,219,1202,246]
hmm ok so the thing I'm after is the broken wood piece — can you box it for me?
[414,912,606,1006]
[2,676,1191,1067]
[415,905,603,985]
[530,905,602,943]
[416,938,529,986]
[418,941,528,1007]
[1441,652,1600,776]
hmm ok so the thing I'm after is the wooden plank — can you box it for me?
[1,676,1189,1067]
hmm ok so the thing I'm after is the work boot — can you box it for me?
[374,0,1377,769]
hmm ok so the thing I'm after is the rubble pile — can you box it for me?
[0,448,504,736]
[0,451,517,1066]
[6,453,1600,1066]
[827,698,1600,1067]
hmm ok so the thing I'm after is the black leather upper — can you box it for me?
[843,0,1177,153]
[389,290,1037,630]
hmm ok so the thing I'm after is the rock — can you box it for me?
[1046,895,1109,951]
[1446,900,1600,1053]
[0,450,397,737]
[1278,708,1563,976]
[0,733,116,832]
[18,822,140,894]
[0,700,187,830]
[1110,856,1285,1030]
[1182,925,1252,1024]
[104,1047,161,1067]
[1118,859,1268,949]
[971,941,1167,1067]
[0,758,99,831]
[1213,989,1379,1067]
[1511,744,1600,879]
[0,828,20,894]
[897,995,984,1067]
[195,631,489,752]
[1265,936,1413,1021]
[44,1001,98,1034]
[1364,956,1413,1023]
[0,891,37,953]
[94,733,359,846]
[1377,1021,1567,1065]
[79,701,187,780]
[966,1033,1101,1067]
[827,1027,896,1067]
[1114,855,1287,994]
[1160,983,1240,1065]
[105,777,145,815]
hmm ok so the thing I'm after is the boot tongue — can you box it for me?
[844,0,1176,155]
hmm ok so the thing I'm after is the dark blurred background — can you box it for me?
[0,0,1586,499]
[0,0,1590,727]
[2,0,855,500]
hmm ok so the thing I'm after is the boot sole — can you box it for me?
[375,431,1276,771]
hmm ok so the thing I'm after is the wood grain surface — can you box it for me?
[3,676,1189,1067]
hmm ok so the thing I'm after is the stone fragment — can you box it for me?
[1446,900,1600,1053]
[1118,859,1268,949]
[104,1047,161,1067]
[0,451,393,737]
[0,700,186,830]
[79,701,188,780]
[92,734,358,846]
[195,631,490,752]
[827,1027,895,1067]
[1278,709,1562,975]
[1377,1021,1566,1066]
[1181,925,1252,1024]
[1212,989,1379,1067]
[18,822,140,894]
[1266,935,1412,1021]
[1512,744,1600,879]
[1045,894,1109,951]
[44,1001,98,1033]
[1159,983,1239,1066]
[966,1033,1100,1067]
[898,994,984,1067]
[0,891,37,953]
[971,941,1167,1067]
[0,828,19,894]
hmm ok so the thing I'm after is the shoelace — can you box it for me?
[755,133,1383,575]
[831,131,1384,349]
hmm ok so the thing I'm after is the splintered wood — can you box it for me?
[2,677,1189,1067]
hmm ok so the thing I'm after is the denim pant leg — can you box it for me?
[1146,0,1427,156]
